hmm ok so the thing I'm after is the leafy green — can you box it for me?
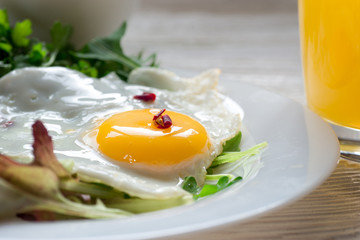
[182,176,242,199]
[72,22,146,80]
[222,131,242,152]
[44,21,73,66]
[28,42,47,65]
[70,60,98,78]
[73,22,139,68]
[0,42,11,53]
[0,9,10,31]
[11,19,32,47]
[182,176,200,195]
[50,21,73,51]
[211,142,268,168]
[0,10,158,80]
[182,134,267,199]
[198,176,242,198]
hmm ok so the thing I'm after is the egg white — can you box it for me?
[0,67,242,199]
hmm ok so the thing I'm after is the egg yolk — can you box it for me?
[96,109,211,166]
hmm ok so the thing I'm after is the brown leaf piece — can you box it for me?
[32,120,70,178]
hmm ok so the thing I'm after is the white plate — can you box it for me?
[0,80,340,240]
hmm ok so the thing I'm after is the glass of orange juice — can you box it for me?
[298,0,360,161]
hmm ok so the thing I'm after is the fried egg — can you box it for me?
[0,67,242,199]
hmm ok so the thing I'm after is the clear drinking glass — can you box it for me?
[298,0,360,161]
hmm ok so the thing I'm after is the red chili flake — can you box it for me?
[153,108,166,121]
[153,109,172,129]
[133,92,156,102]
[161,114,172,129]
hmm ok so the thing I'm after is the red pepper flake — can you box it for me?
[133,92,156,102]
[153,108,166,121]
[161,114,172,129]
[153,109,172,129]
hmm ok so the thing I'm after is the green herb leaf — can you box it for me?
[0,14,158,80]
[0,9,10,37]
[72,22,142,79]
[70,59,98,78]
[222,131,242,152]
[43,21,73,66]
[226,176,243,187]
[11,19,32,47]
[0,41,12,53]
[29,42,48,65]
[196,184,218,198]
[182,176,200,194]
[0,9,9,29]
[89,21,127,55]
[197,176,242,198]
[50,21,72,51]
[182,175,243,199]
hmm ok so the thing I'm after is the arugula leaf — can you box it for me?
[11,19,32,47]
[73,22,142,76]
[222,131,242,152]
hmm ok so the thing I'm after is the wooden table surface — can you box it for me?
[123,1,360,239]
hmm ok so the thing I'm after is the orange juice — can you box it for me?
[298,0,360,130]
